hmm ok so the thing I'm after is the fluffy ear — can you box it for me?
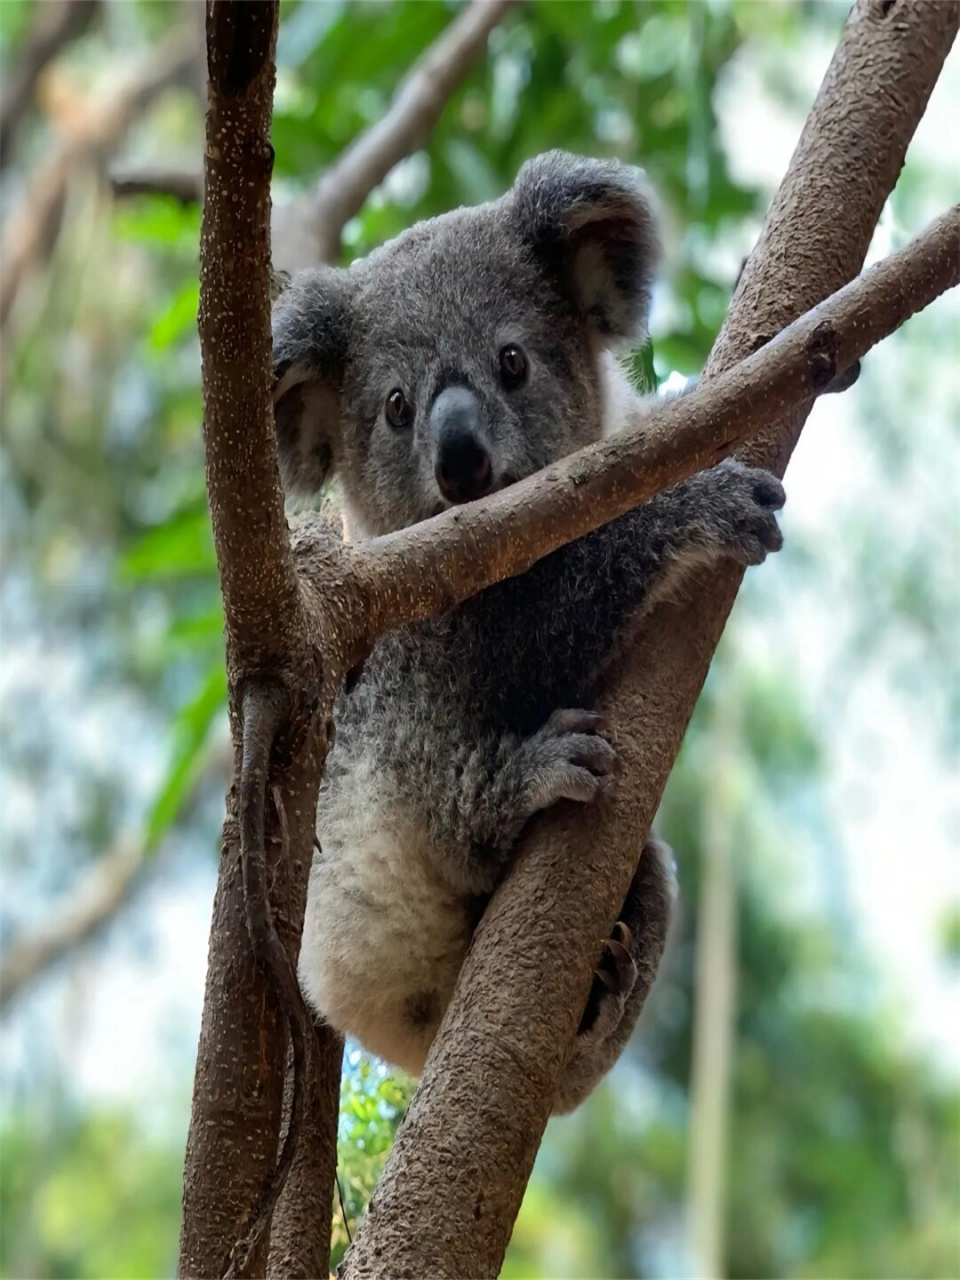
[511,151,660,343]
[271,267,351,498]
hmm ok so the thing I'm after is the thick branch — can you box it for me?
[272,0,517,271]
[0,0,99,169]
[0,30,194,333]
[340,3,959,1275]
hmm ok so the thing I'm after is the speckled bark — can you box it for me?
[339,3,959,1277]
[179,5,345,1278]
[266,1024,345,1279]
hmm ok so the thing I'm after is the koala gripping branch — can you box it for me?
[184,1,958,1277]
[338,4,959,1277]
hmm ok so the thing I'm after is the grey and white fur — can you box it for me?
[272,151,785,1112]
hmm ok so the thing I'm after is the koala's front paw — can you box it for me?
[695,459,785,566]
[519,708,619,816]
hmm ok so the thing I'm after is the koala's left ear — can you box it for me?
[511,151,660,343]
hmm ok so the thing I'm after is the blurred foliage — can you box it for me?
[1,1,958,1279]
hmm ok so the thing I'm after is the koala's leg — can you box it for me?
[553,836,676,1115]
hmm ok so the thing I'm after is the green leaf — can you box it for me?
[145,664,227,850]
[120,509,216,581]
[148,281,200,353]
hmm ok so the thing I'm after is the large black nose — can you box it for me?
[431,386,493,504]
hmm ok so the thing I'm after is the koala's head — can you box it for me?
[272,151,659,536]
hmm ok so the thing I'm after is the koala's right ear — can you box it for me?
[271,268,351,499]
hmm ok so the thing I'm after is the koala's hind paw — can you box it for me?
[578,921,638,1036]
[697,459,785,567]
[519,708,619,815]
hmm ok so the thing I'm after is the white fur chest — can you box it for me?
[298,743,473,1076]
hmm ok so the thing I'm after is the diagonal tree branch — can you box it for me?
[272,0,518,272]
[0,839,144,1011]
[338,2,960,1275]
[0,29,195,334]
[344,203,958,629]
[0,0,100,169]
[0,741,231,1013]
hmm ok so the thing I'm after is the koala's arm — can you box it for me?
[418,458,783,893]
[473,458,785,729]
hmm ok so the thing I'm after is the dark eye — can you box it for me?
[499,344,528,391]
[385,387,413,430]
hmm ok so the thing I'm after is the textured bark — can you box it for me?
[265,1025,345,1279]
[339,4,959,1276]
[178,6,313,1277]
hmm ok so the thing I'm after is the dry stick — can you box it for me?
[0,0,99,168]
[273,0,518,271]
[0,30,195,332]
[338,3,960,1274]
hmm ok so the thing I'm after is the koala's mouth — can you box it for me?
[429,472,521,519]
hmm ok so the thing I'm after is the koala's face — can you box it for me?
[272,151,659,536]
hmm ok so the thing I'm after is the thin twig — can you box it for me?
[336,1170,353,1246]
[109,164,203,205]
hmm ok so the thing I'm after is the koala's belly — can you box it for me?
[298,771,472,1077]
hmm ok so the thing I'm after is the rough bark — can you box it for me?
[178,7,306,1277]
[339,4,960,1276]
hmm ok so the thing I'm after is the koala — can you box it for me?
[272,151,785,1112]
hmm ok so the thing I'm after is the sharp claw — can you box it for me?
[610,921,633,950]
[593,966,619,994]
[603,938,634,976]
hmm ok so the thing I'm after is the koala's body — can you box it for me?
[273,153,785,1111]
